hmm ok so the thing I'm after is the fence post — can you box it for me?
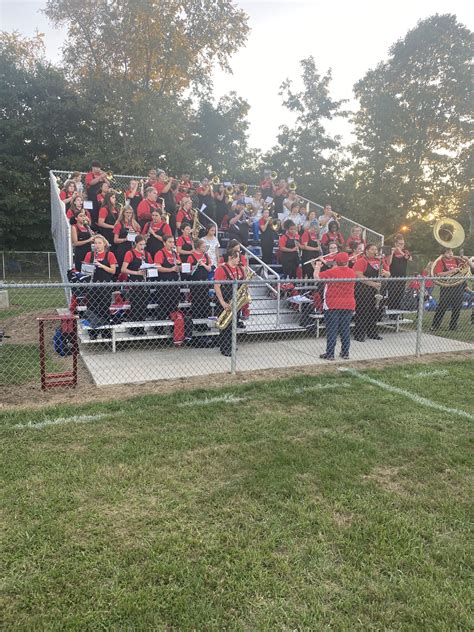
[47,252,51,281]
[1,252,5,281]
[231,279,238,375]
[415,277,425,357]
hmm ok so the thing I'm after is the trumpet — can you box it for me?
[225,184,234,194]
[212,175,220,185]
[288,181,297,191]
[238,183,248,194]
[271,171,278,180]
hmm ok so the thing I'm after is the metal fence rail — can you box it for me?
[0,276,472,390]
[0,251,60,282]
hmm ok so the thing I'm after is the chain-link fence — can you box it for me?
[0,251,60,282]
[1,275,472,390]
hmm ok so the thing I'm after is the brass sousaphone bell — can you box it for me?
[431,217,472,287]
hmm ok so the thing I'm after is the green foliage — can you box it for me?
[349,14,473,240]
[264,56,348,203]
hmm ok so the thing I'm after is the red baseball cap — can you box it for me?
[335,252,349,264]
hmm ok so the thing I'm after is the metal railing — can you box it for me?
[50,172,72,282]
[1,251,60,281]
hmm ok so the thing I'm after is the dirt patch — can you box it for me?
[363,465,405,495]
[1,309,58,344]
[0,350,471,413]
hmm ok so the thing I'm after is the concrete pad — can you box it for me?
[0,290,9,309]
[80,331,473,386]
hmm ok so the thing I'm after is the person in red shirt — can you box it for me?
[320,220,345,253]
[313,251,356,360]
[176,224,194,280]
[122,235,154,333]
[352,243,391,341]
[96,180,111,207]
[214,249,245,356]
[346,225,366,254]
[188,238,213,330]
[154,235,182,322]
[113,205,141,269]
[85,160,108,227]
[66,193,91,224]
[97,190,119,247]
[300,222,322,278]
[279,220,300,279]
[176,197,194,234]
[125,179,143,213]
[431,248,469,331]
[71,208,95,270]
[83,235,117,334]
[142,209,172,258]
[152,170,172,196]
[137,187,161,227]
[259,208,277,265]
[60,180,76,211]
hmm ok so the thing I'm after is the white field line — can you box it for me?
[295,382,351,394]
[178,395,247,407]
[405,369,449,379]
[340,368,473,421]
[13,414,106,430]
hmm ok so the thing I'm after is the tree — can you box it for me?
[0,33,91,249]
[44,0,249,95]
[350,14,473,241]
[263,56,348,204]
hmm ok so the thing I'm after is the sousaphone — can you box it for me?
[431,218,472,287]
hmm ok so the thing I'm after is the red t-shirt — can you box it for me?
[214,263,245,281]
[319,266,356,310]
[137,199,160,222]
[85,171,100,188]
[353,257,389,275]
[433,257,458,274]
[218,254,248,267]
[60,190,70,201]
[112,221,138,235]
[123,248,152,265]
[321,231,344,247]
[301,230,319,246]
[176,209,193,225]
[142,221,172,237]
[154,249,181,266]
[279,233,300,249]
[99,207,118,223]
[152,181,166,195]
[67,209,92,223]
[175,191,187,205]
[84,250,117,265]
[176,235,193,249]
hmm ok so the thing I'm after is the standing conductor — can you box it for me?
[313,251,356,360]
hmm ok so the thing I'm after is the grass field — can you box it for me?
[1,359,473,629]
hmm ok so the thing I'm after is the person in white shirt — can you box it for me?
[202,224,220,269]
[318,204,338,235]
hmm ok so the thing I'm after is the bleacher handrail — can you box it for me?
[50,171,72,283]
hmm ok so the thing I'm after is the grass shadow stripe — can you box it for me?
[13,414,107,430]
[177,394,247,407]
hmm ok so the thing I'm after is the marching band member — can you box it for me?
[353,243,390,342]
[279,220,300,279]
[125,179,144,213]
[321,242,339,270]
[175,197,194,234]
[85,160,107,226]
[71,209,95,270]
[137,186,161,228]
[259,208,277,265]
[346,225,366,254]
[70,171,83,194]
[430,248,469,331]
[283,190,299,213]
[320,220,345,253]
[228,199,251,247]
[154,235,182,322]
[213,184,228,227]
[97,190,119,247]
[60,180,76,212]
[301,210,318,233]
[196,178,216,219]
[189,238,213,330]
[225,239,248,268]
[113,204,141,269]
[273,179,288,216]
[66,192,90,223]
[83,235,117,330]
[214,248,245,356]
[202,224,221,269]
[96,180,110,207]
[142,209,172,258]
[176,223,194,281]
[121,234,153,334]
[300,221,322,278]
[318,204,337,235]
[259,172,274,200]
[386,234,412,310]
[313,251,356,360]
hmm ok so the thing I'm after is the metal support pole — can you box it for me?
[231,279,238,375]
[1,252,5,281]
[415,278,425,357]
[47,252,51,281]
[276,281,281,327]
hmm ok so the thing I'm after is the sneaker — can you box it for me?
[353,336,366,342]
[340,353,350,359]
[319,353,335,361]
[221,349,232,357]
[368,335,383,340]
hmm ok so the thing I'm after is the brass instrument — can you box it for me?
[216,267,256,330]
[192,207,205,240]
[104,170,115,183]
[288,181,297,191]
[212,175,220,185]
[238,183,248,194]
[271,171,278,180]
[431,217,472,287]
[225,184,234,194]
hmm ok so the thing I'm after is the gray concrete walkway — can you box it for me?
[80,331,473,386]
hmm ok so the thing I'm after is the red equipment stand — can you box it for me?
[37,315,79,390]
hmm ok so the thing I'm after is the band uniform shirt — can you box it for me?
[353,257,390,276]
[137,199,160,223]
[318,266,356,311]
[84,250,118,265]
[433,258,459,274]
